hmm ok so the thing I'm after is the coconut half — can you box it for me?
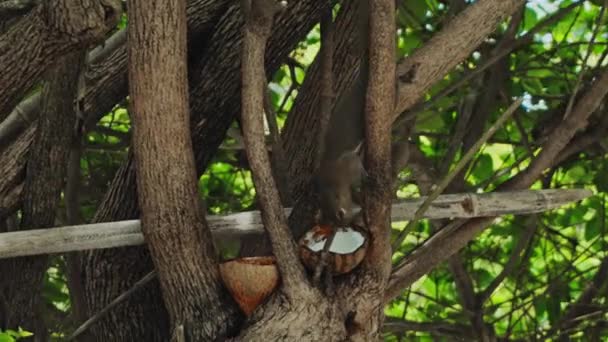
[219,256,279,316]
[299,225,368,274]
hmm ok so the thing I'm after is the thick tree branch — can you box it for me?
[282,1,362,199]
[283,0,526,249]
[340,0,396,339]
[263,89,291,205]
[0,50,85,337]
[394,0,525,118]
[0,28,126,147]
[0,94,39,147]
[0,0,121,120]
[315,7,335,171]
[127,0,239,338]
[362,0,395,277]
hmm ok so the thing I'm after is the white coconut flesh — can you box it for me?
[304,228,365,254]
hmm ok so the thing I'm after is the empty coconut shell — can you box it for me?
[219,256,279,316]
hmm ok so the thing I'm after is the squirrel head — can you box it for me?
[314,149,367,225]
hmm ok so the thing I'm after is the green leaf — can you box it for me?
[523,7,539,31]
[0,333,14,342]
[470,153,494,183]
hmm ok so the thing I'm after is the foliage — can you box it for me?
[0,329,33,342]
[10,0,606,340]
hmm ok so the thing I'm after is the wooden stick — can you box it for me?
[0,189,591,259]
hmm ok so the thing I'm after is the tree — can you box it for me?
[1,0,608,341]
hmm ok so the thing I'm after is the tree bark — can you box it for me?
[0,0,121,120]
[127,0,240,339]
[0,51,84,339]
[0,0,230,220]
[83,2,329,340]
[340,0,395,339]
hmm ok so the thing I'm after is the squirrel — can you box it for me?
[314,147,367,225]
[313,0,370,227]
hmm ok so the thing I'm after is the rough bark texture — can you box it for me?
[127,0,239,339]
[0,0,230,219]
[0,126,34,218]
[283,0,526,202]
[361,0,394,277]
[83,2,329,340]
[0,0,121,120]
[235,292,345,341]
[82,158,173,342]
[0,0,37,35]
[0,51,84,339]
[343,0,395,339]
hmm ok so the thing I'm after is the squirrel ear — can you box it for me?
[337,143,363,162]
[353,141,364,155]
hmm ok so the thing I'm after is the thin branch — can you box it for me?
[312,8,335,282]
[240,0,308,297]
[67,271,157,341]
[548,256,608,338]
[0,28,126,146]
[392,98,523,250]
[383,318,474,339]
[479,215,537,302]
[563,0,607,120]
[397,0,582,124]
[0,95,40,148]
[64,51,89,329]
[502,68,608,189]
[263,88,291,204]
[315,6,335,170]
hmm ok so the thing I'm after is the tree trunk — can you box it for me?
[127,0,240,339]
[83,2,329,340]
